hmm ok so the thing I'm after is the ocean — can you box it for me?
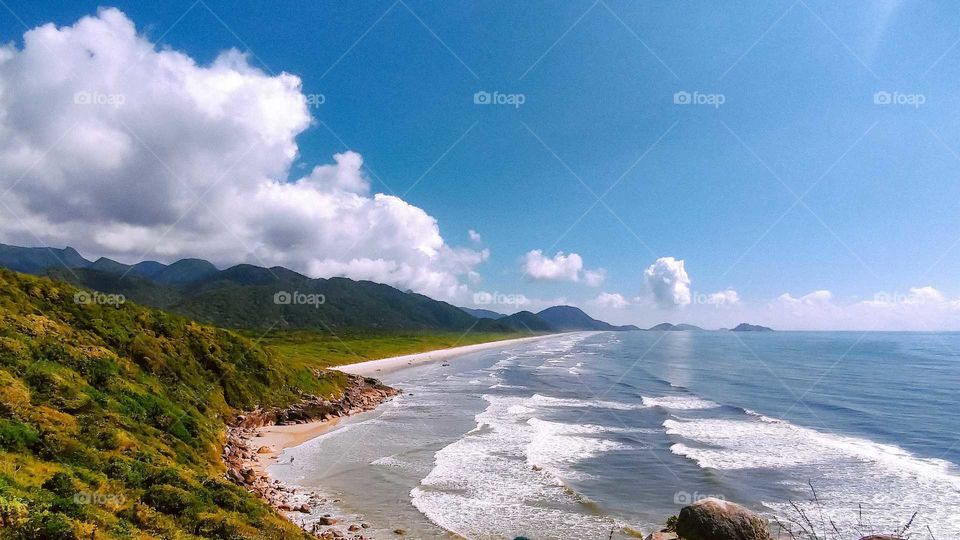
[268,331,960,539]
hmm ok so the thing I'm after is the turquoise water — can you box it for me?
[271,331,960,538]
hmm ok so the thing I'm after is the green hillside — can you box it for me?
[0,269,348,539]
[45,266,515,334]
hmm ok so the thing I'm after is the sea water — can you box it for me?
[269,331,960,539]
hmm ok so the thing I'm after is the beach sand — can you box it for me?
[251,334,558,475]
[334,333,561,376]
[249,418,343,475]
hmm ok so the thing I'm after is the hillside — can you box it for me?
[0,244,513,333]
[27,256,512,333]
[0,269,346,539]
[536,306,639,331]
[458,307,505,319]
[498,311,555,332]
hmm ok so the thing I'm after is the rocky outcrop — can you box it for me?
[221,372,398,539]
[675,498,772,540]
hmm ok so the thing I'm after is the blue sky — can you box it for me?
[0,0,958,329]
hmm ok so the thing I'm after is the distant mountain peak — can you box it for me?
[537,305,639,332]
[647,322,703,331]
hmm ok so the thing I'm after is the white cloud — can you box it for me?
[589,292,629,309]
[643,257,691,309]
[0,8,486,300]
[705,288,740,307]
[776,290,833,307]
[521,250,604,286]
[468,229,482,245]
[583,269,606,287]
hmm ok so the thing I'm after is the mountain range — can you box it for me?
[0,243,636,334]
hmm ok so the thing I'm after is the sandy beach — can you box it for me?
[247,417,343,475]
[334,333,563,376]
[253,333,560,466]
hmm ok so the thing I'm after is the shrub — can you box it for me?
[142,484,193,515]
[0,419,39,451]
[41,472,75,499]
[0,495,28,527]
[14,511,77,540]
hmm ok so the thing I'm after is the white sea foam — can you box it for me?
[665,416,960,536]
[529,393,645,411]
[641,395,720,410]
[410,394,623,538]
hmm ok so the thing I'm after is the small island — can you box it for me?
[731,323,774,332]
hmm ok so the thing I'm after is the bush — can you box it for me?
[0,419,39,451]
[41,472,75,499]
[14,511,77,540]
[193,512,244,540]
[142,484,193,515]
[0,495,28,527]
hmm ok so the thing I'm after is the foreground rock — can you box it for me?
[222,372,398,538]
[675,498,772,540]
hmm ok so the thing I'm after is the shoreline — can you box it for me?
[334,332,565,376]
[226,332,568,538]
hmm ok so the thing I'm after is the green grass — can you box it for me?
[261,330,529,369]
[0,270,346,540]
[0,269,532,539]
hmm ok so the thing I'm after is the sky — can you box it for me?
[0,0,958,330]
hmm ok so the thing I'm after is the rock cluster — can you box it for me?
[674,498,772,540]
[221,373,398,539]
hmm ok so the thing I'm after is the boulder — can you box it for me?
[257,446,272,454]
[675,498,771,540]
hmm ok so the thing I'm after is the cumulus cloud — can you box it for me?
[704,288,740,307]
[589,292,629,309]
[583,269,606,287]
[643,257,691,309]
[521,250,604,286]
[0,8,485,300]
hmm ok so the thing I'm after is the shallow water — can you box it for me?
[269,331,960,539]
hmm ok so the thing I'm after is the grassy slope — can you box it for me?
[0,269,353,540]
[0,270,533,539]
[262,331,529,369]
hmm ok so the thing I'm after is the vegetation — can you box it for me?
[0,269,353,539]
[44,265,515,333]
[261,330,527,369]
[0,268,529,539]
